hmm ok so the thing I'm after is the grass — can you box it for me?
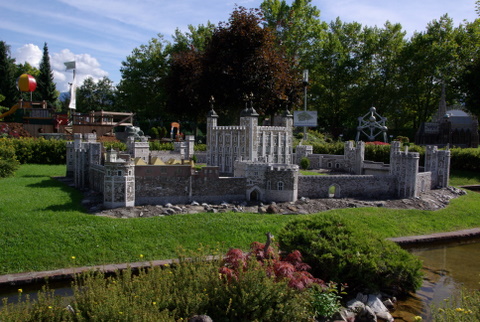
[0,164,479,275]
[299,170,326,175]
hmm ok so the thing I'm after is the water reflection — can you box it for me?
[394,239,480,321]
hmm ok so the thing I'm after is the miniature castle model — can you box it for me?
[67,103,451,209]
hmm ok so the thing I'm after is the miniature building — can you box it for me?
[415,86,479,148]
[206,100,294,175]
[67,107,451,209]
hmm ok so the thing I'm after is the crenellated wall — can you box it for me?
[298,175,396,199]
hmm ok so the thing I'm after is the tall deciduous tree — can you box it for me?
[37,43,58,106]
[0,41,18,108]
[118,35,170,120]
[201,7,299,121]
[311,18,365,135]
[399,15,461,128]
[170,23,215,54]
[260,0,327,69]
[76,76,117,113]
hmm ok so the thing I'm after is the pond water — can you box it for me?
[393,238,480,321]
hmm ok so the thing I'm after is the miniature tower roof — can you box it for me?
[434,83,448,122]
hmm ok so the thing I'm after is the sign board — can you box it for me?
[424,122,439,134]
[294,111,317,127]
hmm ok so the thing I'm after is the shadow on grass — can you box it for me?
[27,177,88,214]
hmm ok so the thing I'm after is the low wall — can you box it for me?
[298,175,396,199]
[134,175,246,205]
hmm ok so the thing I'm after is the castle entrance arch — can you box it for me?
[328,184,341,198]
[247,187,262,202]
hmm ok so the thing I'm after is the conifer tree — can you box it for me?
[0,41,18,108]
[37,42,58,105]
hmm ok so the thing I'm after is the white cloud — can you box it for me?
[13,44,42,68]
[51,49,109,92]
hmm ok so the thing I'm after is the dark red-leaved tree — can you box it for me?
[166,7,301,125]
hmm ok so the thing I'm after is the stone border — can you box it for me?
[1,229,479,289]
[387,228,480,245]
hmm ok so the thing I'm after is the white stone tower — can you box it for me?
[389,141,420,198]
[103,150,135,208]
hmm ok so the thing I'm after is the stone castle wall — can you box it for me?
[298,175,396,199]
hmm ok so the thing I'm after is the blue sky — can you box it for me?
[0,0,477,92]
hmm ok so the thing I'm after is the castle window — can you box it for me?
[267,181,271,190]
[335,163,340,169]
[117,170,122,176]
[107,171,111,176]
[128,170,132,176]
[327,162,332,168]
[277,181,284,190]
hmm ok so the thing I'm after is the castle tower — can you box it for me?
[239,96,259,162]
[389,143,420,198]
[425,145,451,188]
[344,141,364,174]
[127,136,150,163]
[103,159,135,208]
[206,107,219,166]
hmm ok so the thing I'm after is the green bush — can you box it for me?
[103,141,127,151]
[1,137,66,165]
[450,147,480,172]
[278,214,423,295]
[149,140,174,151]
[300,156,311,170]
[0,139,20,177]
[195,144,207,151]
[0,257,315,321]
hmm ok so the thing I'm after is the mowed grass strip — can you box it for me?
[0,165,479,275]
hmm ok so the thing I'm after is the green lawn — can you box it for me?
[0,164,479,275]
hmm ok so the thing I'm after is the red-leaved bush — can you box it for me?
[219,238,325,290]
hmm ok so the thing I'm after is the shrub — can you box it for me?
[149,140,174,151]
[194,144,207,151]
[278,214,423,295]
[103,141,127,151]
[0,254,316,321]
[300,157,310,170]
[0,138,19,177]
[450,147,480,172]
[148,127,159,139]
[7,137,66,164]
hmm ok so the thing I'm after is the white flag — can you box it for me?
[64,61,76,70]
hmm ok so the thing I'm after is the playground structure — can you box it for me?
[0,73,134,138]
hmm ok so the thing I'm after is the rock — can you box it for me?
[191,201,199,206]
[346,299,365,313]
[165,203,173,208]
[356,293,368,303]
[375,311,394,322]
[382,299,395,312]
[366,294,388,313]
[332,308,356,321]
[266,204,280,214]
[356,306,377,322]
[258,206,267,214]
[163,208,176,215]
[188,315,213,322]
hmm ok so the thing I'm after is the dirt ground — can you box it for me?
[83,186,467,219]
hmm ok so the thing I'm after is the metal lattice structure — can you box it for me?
[355,107,388,142]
